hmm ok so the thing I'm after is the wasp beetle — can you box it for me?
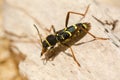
[34,5,109,67]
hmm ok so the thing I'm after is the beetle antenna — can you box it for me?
[33,24,42,45]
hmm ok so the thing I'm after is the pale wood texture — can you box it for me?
[2,0,120,80]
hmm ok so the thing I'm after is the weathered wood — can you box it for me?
[2,0,120,80]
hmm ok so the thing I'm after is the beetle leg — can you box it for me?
[65,5,90,27]
[61,43,81,67]
[80,26,109,40]
[45,25,56,34]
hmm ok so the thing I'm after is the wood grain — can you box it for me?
[2,0,120,80]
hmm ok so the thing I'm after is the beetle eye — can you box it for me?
[42,41,49,48]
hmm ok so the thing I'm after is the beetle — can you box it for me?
[34,5,109,67]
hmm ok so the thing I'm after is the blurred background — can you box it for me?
[0,0,120,80]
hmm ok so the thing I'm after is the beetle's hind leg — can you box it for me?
[80,26,109,40]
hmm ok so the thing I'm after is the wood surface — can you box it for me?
[1,0,120,80]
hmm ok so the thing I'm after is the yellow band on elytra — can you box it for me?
[72,24,77,29]
[65,31,72,36]
[82,24,87,29]
[61,35,64,39]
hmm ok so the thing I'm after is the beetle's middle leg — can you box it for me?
[65,5,90,28]
[61,43,81,67]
